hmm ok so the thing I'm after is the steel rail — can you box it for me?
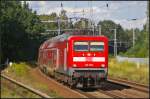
[97,89,123,98]
[28,64,149,98]
[108,77,149,93]
[1,74,51,98]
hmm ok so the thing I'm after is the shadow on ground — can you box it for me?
[77,81,131,92]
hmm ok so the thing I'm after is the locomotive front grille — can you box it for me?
[74,70,106,78]
[75,70,105,73]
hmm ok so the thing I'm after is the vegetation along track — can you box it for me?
[1,74,51,98]
[8,62,147,98]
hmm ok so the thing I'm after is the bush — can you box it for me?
[108,58,149,85]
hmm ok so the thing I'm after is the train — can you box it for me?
[38,32,108,88]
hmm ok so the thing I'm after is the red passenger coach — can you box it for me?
[38,33,108,88]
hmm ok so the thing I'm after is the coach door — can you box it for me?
[64,48,67,71]
[53,48,59,70]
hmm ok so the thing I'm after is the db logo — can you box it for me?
[86,57,92,61]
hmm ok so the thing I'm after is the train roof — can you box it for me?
[39,32,108,50]
[47,32,107,41]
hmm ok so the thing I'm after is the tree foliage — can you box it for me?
[74,18,89,29]
[124,24,149,57]
[38,9,70,36]
[1,1,148,65]
[97,20,129,42]
[0,1,44,63]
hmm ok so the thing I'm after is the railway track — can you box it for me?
[82,79,149,98]
[38,67,149,98]
[1,74,51,98]
[98,79,149,98]
[2,65,148,98]
[74,79,149,98]
[108,77,149,93]
[35,64,150,98]
[38,67,111,98]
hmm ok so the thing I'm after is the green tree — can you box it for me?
[74,18,89,29]
[59,9,69,30]
[124,24,149,57]
[97,20,129,42]
[38,9,70,36]
[0,1,44,64]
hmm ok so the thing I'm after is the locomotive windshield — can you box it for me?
[74,42,88,51]
[90,42,104,51]
[74,41,104,52]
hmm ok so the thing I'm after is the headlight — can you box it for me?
[73,64,77,67]
[101,64,105,68]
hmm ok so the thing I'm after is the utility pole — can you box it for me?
[57,17,61,35]
[131,18,137,47]
[128,18,137,47]
[110,29,117,56]
[58,2,63,36]
[82,9,85,18]
[146,0,149,49]
[98,25,101,35]
[92,23,95,35]
[132,28,135,47]
[146,0,149,32]
[114,29,117,56]
[82,9,86,28]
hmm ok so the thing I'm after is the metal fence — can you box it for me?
[116,56,149,66]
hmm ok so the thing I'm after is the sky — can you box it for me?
[25,1,148,30]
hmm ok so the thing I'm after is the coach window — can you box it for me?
[74,41,88,51]
[90,42,104,51]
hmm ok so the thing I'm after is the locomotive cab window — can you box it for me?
[90,42,104,51]
[74,41,88,51]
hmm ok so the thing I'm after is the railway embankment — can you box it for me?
[1,61,149,98]
[1,62,86,98]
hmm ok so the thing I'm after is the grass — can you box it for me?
[1,83,40,98]
[5,62,30,77]
[108,58,149,85]
[3,60,148,98]
[2,62,62,98]
[1,84,21,98]
[33,83,62,98]
[1,76,40,98]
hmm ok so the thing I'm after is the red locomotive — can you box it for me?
[38,32,108,88]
